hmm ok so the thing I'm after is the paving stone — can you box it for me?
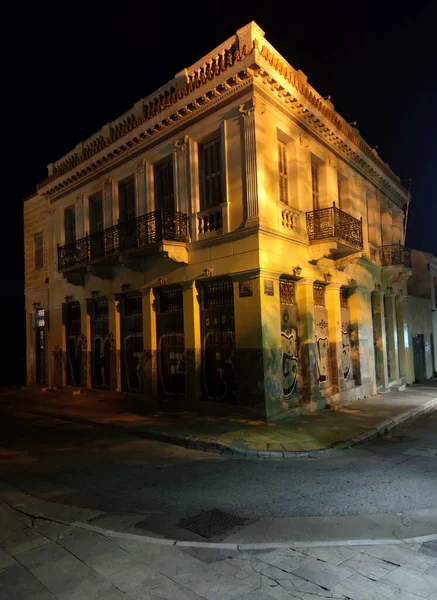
[334,572,427,600]
[290,559,353,590]
[381,566,437,597]
[16,542,70,570]
[256,549,313,573]
[341,552,397,580]
[146,578,211,600]
[419,540,437,558]
[0,548,16,570]
[30,555,93,596]
[234,590,301,600]
[361,543,437,572]
[300,545,360,566]
[0,563,57,600]
[33,520,70,542]
[5,529,51,556]
[55,570,127,600]
[184,571,255,600]
[103,564,170,598]
[273,576,335,598]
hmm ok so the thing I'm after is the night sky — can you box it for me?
[1,1,436,379]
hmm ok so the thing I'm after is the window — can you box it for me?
[313,283,325,307]
[199,137,222,210]
[154,159,175,211]
[278,140,288,204]
[64,207,76,245]
[89,194,103,234]
[34,232,43,269]
[338,178,343,208]
[118,177,136,223]
[311,163,319,210]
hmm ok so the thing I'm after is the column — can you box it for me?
[239,97,260,226]
[349,286,376,395]
[108,295,121,391]
[135,160,147,217]
[49,303,64,388]
[325,283,343,392]
[174,136,190,215]
[296,278,319,400]
[385,292,400,382]
[80,298,91,389]
[371,291,389,389]
[142,287,157,395]
[182,281,202,402]
[395,293,408,379]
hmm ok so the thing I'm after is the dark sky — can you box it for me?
[2,0,436,298]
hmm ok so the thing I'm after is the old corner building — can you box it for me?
[24,21,437,420]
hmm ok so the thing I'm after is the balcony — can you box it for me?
[58,210,188,276]
[306,202,363,256]
[379,243,411,268]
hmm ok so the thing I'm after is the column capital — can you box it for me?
[325,282,342,291]
[297,277,316,286]
[174,135,190,153]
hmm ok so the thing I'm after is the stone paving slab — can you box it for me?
[5,381,437,458]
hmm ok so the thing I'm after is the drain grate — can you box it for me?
[178,509,246,538]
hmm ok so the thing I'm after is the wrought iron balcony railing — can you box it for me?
[58,209,188,272]
[379,243,411,268]
[306,202,363,250]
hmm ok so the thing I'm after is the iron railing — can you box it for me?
[58,209,188,271]
[379,243,411,268]
[306,202,363,249]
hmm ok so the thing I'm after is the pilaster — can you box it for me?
[296,278,319,400]
[182,281,202,402]
[135,160,147,217]
[395,294,408,379]
[325,283,343,392]
[385,292,400,383]
[349,286,376,395]
[142,287,157,395]
[239,98,262,227]
[108,295,121,391]
[103,177,116,228]
[371,291,389,389]
[80,298,91,389]
[174,136,190,215]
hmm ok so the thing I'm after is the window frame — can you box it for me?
[64,206,76,245]
[199,136,223,211]
[311,162,319,210]
[278,139,289,204]
[154,157,175,212]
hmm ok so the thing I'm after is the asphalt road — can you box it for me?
[1,396,437,525]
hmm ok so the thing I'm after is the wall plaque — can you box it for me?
[239,281,253,298]
[264,280,274,296]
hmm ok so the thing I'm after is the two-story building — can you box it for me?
[24,21,432,420]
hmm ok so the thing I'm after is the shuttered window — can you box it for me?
[34,232,43,269]
[278,140,288,204]
[199,137,222,210]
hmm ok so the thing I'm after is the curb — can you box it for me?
[9,501,437,551]
[16,396,437,460]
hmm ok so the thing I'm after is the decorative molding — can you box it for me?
[158,276,168,286]
[240,97,259,220]
[103,177,113,190]
[299,133,310,149]
[328,155,337,169]
[174,135,189,153]
[135,159,146,173]
[75,192,84,207]
[47,205,56,216]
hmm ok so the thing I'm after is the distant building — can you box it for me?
[23,21,436,419]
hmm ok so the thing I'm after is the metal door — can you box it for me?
[35,309,46,384]
[201,279,236,403]
[121,296,143,392]
[65,302,82,386]
[156,287,185,395]
[413,333,426,383]
[91,299,110,389]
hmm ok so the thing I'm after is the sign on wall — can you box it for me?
[239,281,253,298]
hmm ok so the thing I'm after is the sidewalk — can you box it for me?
[7,380,437,458]
[2,484,437,600]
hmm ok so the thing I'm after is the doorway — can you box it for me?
[91,299,110,389]
[121,295,143,392]
[412,333,426,383]
[35,309,46,384]
[65,302,82,386]
[156,286,185,395]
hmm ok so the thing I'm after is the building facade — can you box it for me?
[23,22,434,420]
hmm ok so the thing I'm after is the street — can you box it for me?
[2,390,437,598]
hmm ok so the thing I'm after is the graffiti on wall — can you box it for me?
[341,324,352,379]
[203,330,237,403]
[67,336,82,386]
[281,308,299,398]
[92,335,111,389]
[315,317,329,384]
[123,334,144,392]
[158,332,185,396]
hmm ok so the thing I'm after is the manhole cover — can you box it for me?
[178,509,246,538]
